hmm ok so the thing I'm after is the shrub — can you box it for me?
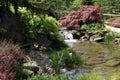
[27,74,68,80]
[49,48,84,74]
[104,32,116,43]
[107,18,120,28]
[19,7,66,49]
[0,40,24,80]
[19,8,60,39]
[59,5,101,28]
[0,65,15,80]
[80,23,103,31]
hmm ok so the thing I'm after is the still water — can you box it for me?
[73,41,120,80]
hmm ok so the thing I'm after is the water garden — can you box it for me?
[0,0,120,80]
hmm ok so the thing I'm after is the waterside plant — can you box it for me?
[49,48,84,74]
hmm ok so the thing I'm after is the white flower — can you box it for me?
[34,44,38,48]
[69,53,72,56]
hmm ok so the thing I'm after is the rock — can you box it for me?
[81,35,89,41]
[105,59,120,67]
[23,61,38,67]
[24,50,53,74]
[73,32,80,39]
[102,30,108,34]
[114,38,120,45]
[26,35,51,50]
[23,61,40,73]
[60,68,67,74]
[89,36,94,41]
[43,65,54,74]
[93,37,104,42]
[23,69,34,76]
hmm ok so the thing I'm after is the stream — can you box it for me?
[60,28,120,80]
[73,41,120,80]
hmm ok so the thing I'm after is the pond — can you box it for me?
[73,41,120,80]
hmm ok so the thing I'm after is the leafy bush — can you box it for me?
[19,7,65,49]
[80,23,103,31]
[49,48,84,74]
[107,18,120,28]
[19,7,60,39]
[27,74,68,80]
[0,40,24,80]
[59,5,101,28]
[104,32,116,43]
[0,65,15,80]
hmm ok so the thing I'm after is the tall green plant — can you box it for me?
[50,52,63,74]
[49,48,84,74]
[61,48,84,68]
[104,32,116,43]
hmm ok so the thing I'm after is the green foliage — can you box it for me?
[74,74,102,80]
[81,0,94,5]
[19,8,60,39]
[13,63,24,80]
[39,15,59,37]
[70,0,82,10]
[115,33,120,38]
[80,23,103,31]
[94,0,120,14]
[49,51,63,74]
[27,74,68,80]
[104,32,116,43]
[61,48,84,68]
[49,48,84,74]
[26,74,101,80]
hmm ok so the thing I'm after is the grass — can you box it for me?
[27,73,102,80]
[74,73,102,80]
[27,74,68,80]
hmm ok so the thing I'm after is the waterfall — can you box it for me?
[60,28,78,48]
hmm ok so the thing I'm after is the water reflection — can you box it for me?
[73,41,120,80]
